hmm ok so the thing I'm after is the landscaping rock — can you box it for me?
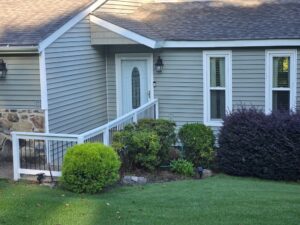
[122,176,147,185]
[202,169,213,179]
[7,113,19,122]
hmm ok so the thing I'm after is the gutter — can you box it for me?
[0,46,39,54]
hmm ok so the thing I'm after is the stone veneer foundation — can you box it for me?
[0,109,45,156]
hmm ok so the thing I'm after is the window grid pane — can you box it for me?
[131,67,141,109]
[210,90,225,120]
[273,57,290,88]
[272,91,290,112]
[210,57,225,87]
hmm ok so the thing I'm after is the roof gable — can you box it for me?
[0,0,95,47]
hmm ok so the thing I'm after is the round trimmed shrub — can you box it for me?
[170,159,194,177]
[217,108,300,181]
[61,143,121,194]
[178,123,215,168]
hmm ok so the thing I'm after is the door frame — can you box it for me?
[115,53,154,117]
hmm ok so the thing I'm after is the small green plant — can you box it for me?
[113,126,160,171]
[137,119,177,163]
[170,159,194,177]
[61,143,121,194]
[178,123,215,168]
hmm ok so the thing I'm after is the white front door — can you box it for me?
[120,59,149,115]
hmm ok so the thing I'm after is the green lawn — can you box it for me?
[0,175,299,225]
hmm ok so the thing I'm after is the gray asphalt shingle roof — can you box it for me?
[93,0,300,41]
[0,0,95,46]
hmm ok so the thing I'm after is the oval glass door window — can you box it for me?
[132,67,141,109]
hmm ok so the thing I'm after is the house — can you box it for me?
[0,0,299,179]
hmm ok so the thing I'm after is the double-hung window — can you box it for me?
[203,51,232,126]
[265,50,297,113]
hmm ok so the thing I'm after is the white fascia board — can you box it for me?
[90,15,159,49]
[38,0,107,52]
[163,40,300,48]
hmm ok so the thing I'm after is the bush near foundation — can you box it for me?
[217,108,300,181]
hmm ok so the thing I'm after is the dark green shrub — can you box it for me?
[61,143,121,194]
[178,123,215,168]
[170,159,194,177]
[137,119,176,163]
[218,108,300,181]
[113,125,160,171]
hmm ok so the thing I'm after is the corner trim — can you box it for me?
[39,51,49,132]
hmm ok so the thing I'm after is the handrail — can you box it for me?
[79,99,158,141]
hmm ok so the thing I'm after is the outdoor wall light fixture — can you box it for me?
[0,59,8,78]
[155,56,164,73]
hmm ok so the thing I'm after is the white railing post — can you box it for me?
[155,100,159,119]
[133,112,138,123]
[12,133,20,181]
[77,135,84,144]
[103,127,110,145]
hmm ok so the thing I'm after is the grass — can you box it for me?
[0,175,299,225]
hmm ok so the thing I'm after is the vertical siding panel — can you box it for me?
[45,18,107,134]
[232,49,265,110]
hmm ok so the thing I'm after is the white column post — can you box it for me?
[133,112,138,123]
[155,100,159,119]
[103,127,110,145]
[77,135,85,144]
[12,133,20,181]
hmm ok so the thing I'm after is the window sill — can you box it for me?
[204,120,223,127]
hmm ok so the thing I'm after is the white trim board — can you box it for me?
[265,49,297,114]
[90,15,159,49]
[203,50,232,127]
[115,53,154,117]
[38,51,49,132]
[38,0,107,52]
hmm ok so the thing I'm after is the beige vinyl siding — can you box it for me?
[232,49,265,111]
[106,46,300,130]
[106,46,203,127]
[45,17,108,134]
[91,23,138,45]
[0,55,41,109]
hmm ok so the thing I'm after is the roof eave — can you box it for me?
[0,46,39,54]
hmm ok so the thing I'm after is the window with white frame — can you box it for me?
[265,50,297,113]
[203,51,232,126]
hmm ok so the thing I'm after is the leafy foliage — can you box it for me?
[61,143,121,194]
[113,125,160,171]
[170,159,194,177]
[217,108,300,181]
[178,124,215,168]
[137,119,177,163]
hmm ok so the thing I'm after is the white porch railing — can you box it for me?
[12,99,158,180]
[79,99,159,145]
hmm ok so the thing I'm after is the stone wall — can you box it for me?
[0,109,45,156]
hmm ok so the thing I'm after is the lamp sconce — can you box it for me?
[0,59,7,79]
[155,56,164,73]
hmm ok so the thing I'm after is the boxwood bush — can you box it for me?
[61,143,121,194]
[217,108,300,181]
[170,159,194,177]
[113,125,160,171]
[136,119,176,163]
[178,123,215,168]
